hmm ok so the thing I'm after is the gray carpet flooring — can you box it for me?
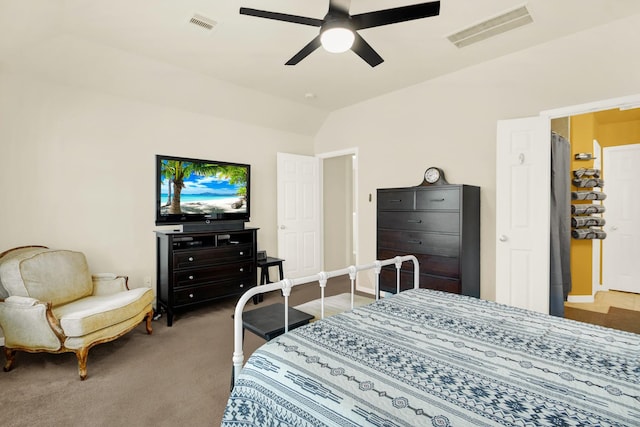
[0,278,354,427]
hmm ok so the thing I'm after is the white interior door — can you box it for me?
[602,144,640,293]
[496,117,551,314]
[277,152,321,278]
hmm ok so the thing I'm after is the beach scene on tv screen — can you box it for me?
[159,159,247,216]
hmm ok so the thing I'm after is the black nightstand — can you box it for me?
[241,302,313,341]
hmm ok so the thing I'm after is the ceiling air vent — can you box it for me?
[448,5,532,48]
[189,13,217,31]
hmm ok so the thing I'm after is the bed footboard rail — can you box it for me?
[232,255,419,388]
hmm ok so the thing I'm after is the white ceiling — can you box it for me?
[2,0,640,115]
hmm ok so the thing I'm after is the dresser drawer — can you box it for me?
[173,244,253,269]
[173,280,252,306]
[378,230,459,257]
[377,190,415,210]
[379,269,461,294]
[378,211,460,233]
[173,261,254,287]
[377,249,459,278]
[415,188,460,210]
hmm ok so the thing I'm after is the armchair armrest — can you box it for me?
[92,274,129,295]
[0,297,64,350]
[3,295,39,306]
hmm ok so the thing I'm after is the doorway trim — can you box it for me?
[540,94,640,119]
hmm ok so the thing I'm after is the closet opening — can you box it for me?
[552,109,640,330]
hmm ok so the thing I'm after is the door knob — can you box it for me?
[499,235,508,242]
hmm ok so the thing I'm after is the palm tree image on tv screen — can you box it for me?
[159,160,247,216]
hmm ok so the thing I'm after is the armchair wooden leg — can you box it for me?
[145,309,153,335]
[76,348,89,380]
[3,348,16,372]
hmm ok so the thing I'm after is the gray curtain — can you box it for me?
[550,132,572,317]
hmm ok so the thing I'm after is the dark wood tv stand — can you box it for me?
[155,227,257,326]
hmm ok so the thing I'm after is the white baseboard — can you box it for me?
[567,295,595,303]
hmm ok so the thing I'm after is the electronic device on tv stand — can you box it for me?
[155,154,251,232]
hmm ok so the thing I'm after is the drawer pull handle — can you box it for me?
[430,198,445,202]
[239,268,244,272]
[407,219,422,223]
[389,199,402,203]
[189,293,194,298]
[188,275,194,280]
[408,239,422,245]
[239,284,244,288]
[188,257,194,262]
[239,251,244,255]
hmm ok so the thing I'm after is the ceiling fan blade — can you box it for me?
[351,33,384,67]
[240,7,323,27]
[285,36,322,65]
[351,1,440,30]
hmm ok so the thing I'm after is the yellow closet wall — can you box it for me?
[569,114,596,296]
[597,119,640,147]
[569,111,640,296]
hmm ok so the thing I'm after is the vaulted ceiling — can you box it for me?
[2,1,640,132]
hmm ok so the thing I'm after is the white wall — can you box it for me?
[0,72,314,292]
[3,11,640,305]
[315,13,640,299]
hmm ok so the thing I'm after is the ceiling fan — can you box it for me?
[239,0,441,67]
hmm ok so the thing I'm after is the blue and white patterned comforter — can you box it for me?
[222,289,640,426]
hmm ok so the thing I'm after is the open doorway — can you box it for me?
[550,109,640,331]
[552,108,640,302]
[318,149,358,271]
[275,150,357,279]
[496,93,640,314]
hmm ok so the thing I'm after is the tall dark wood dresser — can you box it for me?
[377,184,480,297]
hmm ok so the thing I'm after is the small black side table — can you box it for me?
[255,256,285,303]
[241,302,313,341]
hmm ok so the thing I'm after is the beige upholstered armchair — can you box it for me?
[0,246,154,380]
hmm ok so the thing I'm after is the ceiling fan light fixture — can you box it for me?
[240,1,441,66]
[320,26,354,53]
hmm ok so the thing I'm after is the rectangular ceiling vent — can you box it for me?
[189,13,217,31]
[448,5,533,48]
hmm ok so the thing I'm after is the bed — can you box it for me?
[222,257,640,426]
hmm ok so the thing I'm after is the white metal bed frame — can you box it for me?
[231,255,419,386]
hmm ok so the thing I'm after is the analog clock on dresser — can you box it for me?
[422,167,448,185]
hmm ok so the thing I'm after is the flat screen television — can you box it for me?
[155,154,250,230]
